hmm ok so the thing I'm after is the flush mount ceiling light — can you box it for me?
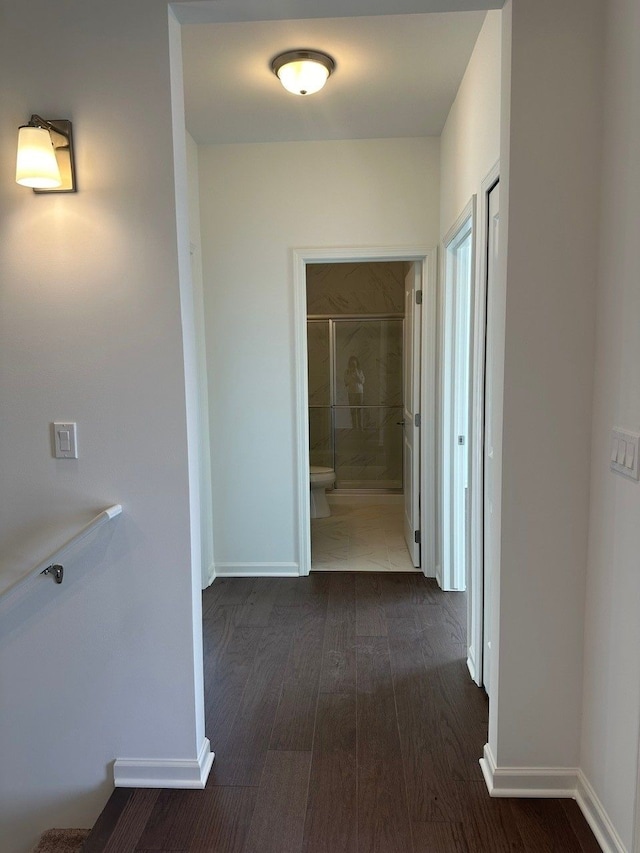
[271,50,336,96]
[16,115,76,193]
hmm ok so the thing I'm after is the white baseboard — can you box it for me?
[576,770,627,853]
[327,493,403,506]
[214,562,300,577]
[466,648,478,684]
[435,563,443,587]
[480,745,629,851]
[114,737,214,789]
[480,744,578,798]
[202,562,216,590]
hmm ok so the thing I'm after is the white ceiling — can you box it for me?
[181,12,487,144]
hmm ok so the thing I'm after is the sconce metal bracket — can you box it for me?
[30,116,76,194]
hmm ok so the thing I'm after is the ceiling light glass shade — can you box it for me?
[272,50,335,96]
[16,125,62,189]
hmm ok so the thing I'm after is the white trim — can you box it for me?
[214,562,300,577]
[420,249,437,578]
[203,561,216,588]
[292,245,437,579]
[114,738,214,789]
[293,249,312,577]
[469,160,500,688]
[466,647,478,684]
[441,199,476,593]
[480,744,578,798]
[480,744,628,851]
[576,771,628,853]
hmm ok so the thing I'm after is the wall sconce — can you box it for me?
[16,115,76,193]
[271,50,335,96]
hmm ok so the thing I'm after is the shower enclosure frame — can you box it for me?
[307,313,405,493]
[292,245,438,580]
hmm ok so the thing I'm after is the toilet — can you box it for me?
[309,466,336,519]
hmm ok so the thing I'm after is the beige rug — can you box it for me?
[32,828,90,852]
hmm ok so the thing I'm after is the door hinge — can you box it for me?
[458,435,465,445]
[415,413,421,428]
[414,530,421,545]
[415,290,423,305]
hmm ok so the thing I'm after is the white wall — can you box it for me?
[437,10,501,597]
[0,4,205,851]
[581,0,640,847]
[198,138,440,574]
[490,0,602,775]
[440,10,502,236]
[186,132,215,587]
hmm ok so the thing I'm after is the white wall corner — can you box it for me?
[203,562,216,589]
[466,648,478,684]
[576,771,629,853]
[114,738,214,789]
[480,744,578,798]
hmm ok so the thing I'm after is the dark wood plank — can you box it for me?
[204,624,264,752]
[208,622,292,786]
[386,613,464,821]
[190,787,257,853]
[83,788,135,853]
[318,574,356,693]
[243,750,312,853]
[134,790,206,850]
[302,693,357,853]
[355,573,388,637]
[101,789,159,853]
[269,603,325,751]
[560,799,603,853]
[380,573,440,618]
[202,578,257,614]
[509,798,586,852]
[456,781,525,851]
[356,636,414,853]
[412,821,473,852]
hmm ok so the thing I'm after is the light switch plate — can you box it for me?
[53,422,78,459]
[610,427,639,480]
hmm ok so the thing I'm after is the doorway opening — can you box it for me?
[306,262,411,573]
[293,247,436,578]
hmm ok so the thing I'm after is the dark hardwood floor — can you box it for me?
[85,574,601,852]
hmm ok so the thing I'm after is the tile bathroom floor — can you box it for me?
[311,500,418,572]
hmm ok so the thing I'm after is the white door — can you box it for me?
[483,181,500,697]
[403,263,421,568]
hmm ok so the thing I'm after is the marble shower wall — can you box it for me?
[306,263,405,489]
[306,262,406,315]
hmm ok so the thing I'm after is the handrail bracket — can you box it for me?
[42,564,64,584]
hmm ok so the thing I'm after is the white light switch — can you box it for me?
[610,427,639,480]
[53,422,78,459]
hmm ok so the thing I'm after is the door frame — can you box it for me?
[441,197,477,593]
[292,246,437,577]
[468,160,500,687]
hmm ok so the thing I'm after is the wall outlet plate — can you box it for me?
[610,427,639,480]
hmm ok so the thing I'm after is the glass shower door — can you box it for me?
[333,319,403,490]
[307,320,332,469]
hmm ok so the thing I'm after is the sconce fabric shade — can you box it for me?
[16,125,62,189]
[16,116,76,193]
[271,50,335,96]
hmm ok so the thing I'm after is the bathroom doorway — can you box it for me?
[292,246,436,577]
